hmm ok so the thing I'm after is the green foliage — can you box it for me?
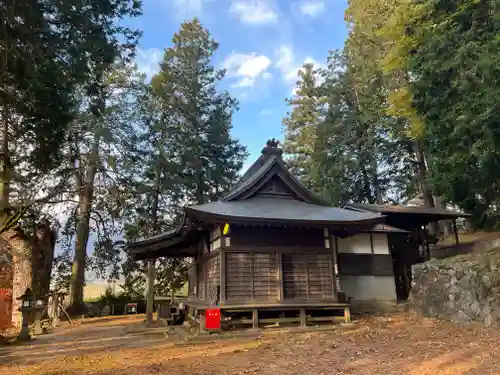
[394,0,500,227]
[283,49,416,205]
[283,63,326,189]
[120,19,248,297]
[97,286,132,306]
[151,18,248,204]
[0,0,142,174]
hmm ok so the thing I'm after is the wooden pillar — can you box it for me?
[369,233,375,274]
[252,309,258,329]
[277,251,284,301]
[329,230,338,300]
[146,259,155,326]
[344,306,351,324]
[299,308,306,328]
[220,225,226,304]
[452,219,459,245]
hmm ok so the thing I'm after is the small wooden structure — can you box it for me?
[128,140,417,329]
[345,203,471,300]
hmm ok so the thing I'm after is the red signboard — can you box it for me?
[0,288,12,330]
[0,288,11,301]
[205,308,220,330]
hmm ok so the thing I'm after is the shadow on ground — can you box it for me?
[2,313,500,375]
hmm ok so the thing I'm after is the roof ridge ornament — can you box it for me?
[266,138,280,148]
[262,138,283,157]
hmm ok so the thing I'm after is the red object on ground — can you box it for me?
[205,308,221,330]
[0,288,12,330]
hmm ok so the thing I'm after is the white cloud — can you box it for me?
[230,0,279,25]
[259,109,275,116]
[299,0,325,17]
[274,45,325,95]
[173,0,205,15]
[135,48,163,81]
[276,45,299,82]
[224,53,273,88]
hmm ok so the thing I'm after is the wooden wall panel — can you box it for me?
[226,253,253,301]
[283,254,308,299]
[230,226,323,248]
[307,254,334,299]
[283,253,334,299]
[226,252,279,302]
[253,253,279,301]
[206,254,220,303]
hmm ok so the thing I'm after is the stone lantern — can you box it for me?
[17,288,45,341]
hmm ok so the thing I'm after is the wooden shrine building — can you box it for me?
[127,140,465,329]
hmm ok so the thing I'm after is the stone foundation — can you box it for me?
[411,249,500,327]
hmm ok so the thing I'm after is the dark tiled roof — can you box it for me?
[370,223,409,234]
[222,155,327,205]
[127,228,179,249]
[345,203,470,218]
[186,197,383,224]
[222,155,277,201]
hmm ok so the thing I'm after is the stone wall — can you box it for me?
[411,249,500,327]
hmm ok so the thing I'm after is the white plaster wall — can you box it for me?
[372,233,390,255]
[339,275,397,301]
[336,234,372,254]
[210,227,222,251]
[212,238,221,251]
[335,233,390,255]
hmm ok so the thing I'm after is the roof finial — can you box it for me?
[266,138,279,148]
[262,138,283,158]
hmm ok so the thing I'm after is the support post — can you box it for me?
[344,306,351,324]
[329,230,338,300]
[277,252,284,301]
[146,259,155,326]
[220,225,226,304]
[199,311,206,332]
[452,219,459,245]
[299,308,306,328]
[252,309,258,329]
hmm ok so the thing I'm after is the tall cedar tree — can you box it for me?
[121,19,247,296]
[65,63,147,311]
[316,51,386,205]
[282,63,326,191]
[1,0,142,314]
[151,18,247,205]
[388,0,500,228]
[0,0,142,221]
[344,0,437,216]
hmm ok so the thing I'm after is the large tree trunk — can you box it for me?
[6,231,32,328]
[413,140,440,235]
[1,106,10,222]
[146,165,160,326]
[69,138,99,314]
[31,220,56,298]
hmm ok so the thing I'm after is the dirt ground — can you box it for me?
[1,312,500,375]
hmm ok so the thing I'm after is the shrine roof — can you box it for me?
[185,197,382,225]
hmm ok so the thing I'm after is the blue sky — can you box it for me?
[129,0,349,170]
